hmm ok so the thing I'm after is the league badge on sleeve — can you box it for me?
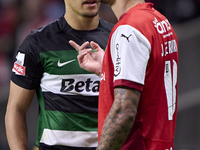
[12,52,26,76]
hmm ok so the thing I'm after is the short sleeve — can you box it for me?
[11,32,43,89]
[110,25,151,90]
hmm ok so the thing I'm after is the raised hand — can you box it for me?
[69,40,105,76]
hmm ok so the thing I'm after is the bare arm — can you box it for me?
[5,81,35,150]
[96,87,141,150]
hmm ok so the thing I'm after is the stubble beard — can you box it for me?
[82,11,99,18]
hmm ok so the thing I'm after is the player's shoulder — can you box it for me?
[98,18,115,32]
[126,10,154,26]
[115,5,167,37]
[18,16,66,53]
[32,16,66,41]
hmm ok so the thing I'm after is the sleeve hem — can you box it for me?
[114,79,143,91]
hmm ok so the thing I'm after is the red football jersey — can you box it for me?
[99,3,178,150]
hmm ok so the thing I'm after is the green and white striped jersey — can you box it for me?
[11,16,114,150]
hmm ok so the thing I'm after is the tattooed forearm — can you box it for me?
[96,87,141,150]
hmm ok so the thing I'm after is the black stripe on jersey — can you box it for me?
[43,92,98,113]
[39,143,96,150]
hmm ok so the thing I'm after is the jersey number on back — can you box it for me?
[164,60,177,121]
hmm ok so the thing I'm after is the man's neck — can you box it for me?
[64,14,99,30]
[111,0,145,20]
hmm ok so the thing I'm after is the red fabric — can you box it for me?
[99,3,178,150]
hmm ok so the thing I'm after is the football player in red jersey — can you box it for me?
[70,0,178,149]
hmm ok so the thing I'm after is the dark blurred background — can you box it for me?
[0,0,200,149]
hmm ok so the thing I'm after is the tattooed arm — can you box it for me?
[96,86,141,150]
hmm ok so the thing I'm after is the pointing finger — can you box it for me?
[69,40,80,51]
[69,40,90,52]
[80,41,90,50]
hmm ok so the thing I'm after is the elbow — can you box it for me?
[114,106,137,129]
[5,105,26,128]
[122,108,137,125]
[5,107,13,130]
[5,107,10,127]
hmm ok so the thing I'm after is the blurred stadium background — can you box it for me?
[0,0,200,149]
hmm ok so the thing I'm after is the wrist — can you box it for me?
[96,65,102,77]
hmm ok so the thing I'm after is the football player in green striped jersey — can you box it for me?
[5,0,114,150]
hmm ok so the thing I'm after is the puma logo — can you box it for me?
[121,34,132,42]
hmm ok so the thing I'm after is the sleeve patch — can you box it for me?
[12,52,26,76]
